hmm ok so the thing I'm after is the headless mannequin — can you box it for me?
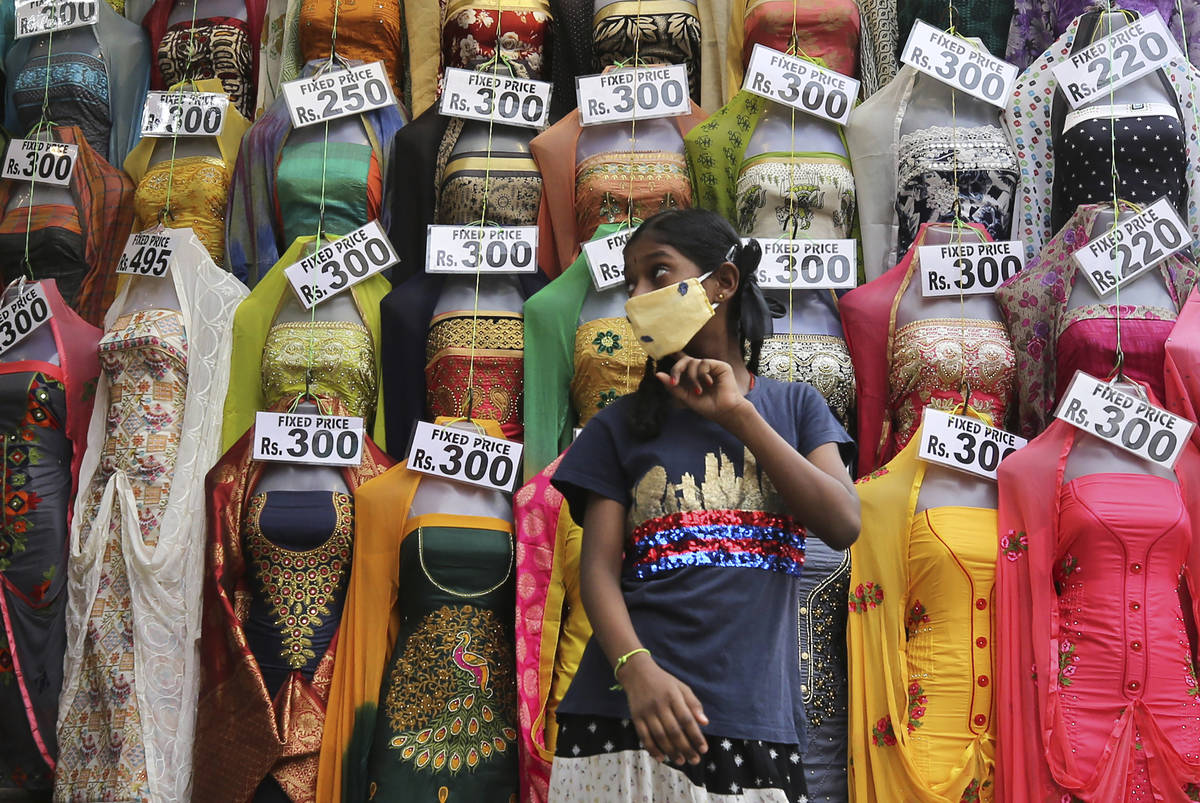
[431,120,534,316]
[898,72,999,137]
[409,420,514,520]
[285,113,370,150]
[1071,13,1174,108]
[1057,207,1178,481]
[744,101,848,338]
[167,0,247,26]
[5,179,74,211]
[899,224,1002,512]
[121,271,182,315]
[257,239,365,494]
[0,280,59,364]
[576,116,683,162]
[23,26,103,67]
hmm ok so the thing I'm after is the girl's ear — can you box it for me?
[714,261,740,299]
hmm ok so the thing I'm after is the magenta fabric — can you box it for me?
[1054,315,1177,402]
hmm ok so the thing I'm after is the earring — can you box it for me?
[717,292,726,300]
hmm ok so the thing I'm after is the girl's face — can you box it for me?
[622,238,707,299]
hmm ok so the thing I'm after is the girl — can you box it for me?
[548,208,860,801]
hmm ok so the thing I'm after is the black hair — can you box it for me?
[623,209,766,440]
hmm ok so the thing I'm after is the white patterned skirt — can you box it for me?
[549,714,809,802]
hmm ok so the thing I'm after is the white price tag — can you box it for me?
[577,64,690,126]
[281,61,396,128]
[919,240,1024,296]
[1051,11,1179,108]
[425,225,539,274]
[1055,370,1194,469]
[754,239,857,290]
[140,91,228,138]
[917,408,1026,480]
[116,229,184,278]
[439,68,552,129]
[407,420,523,493]
[0,283,52,357]
[900,19,1019,107]
[284,221,399,309]
[1,139,77,186]
[252,411,364,467]
[583,227,637,291]
[741,44,859,125]
[15,0,97,38]
[1072,198,1188,297]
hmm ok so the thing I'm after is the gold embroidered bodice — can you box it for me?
[888,318,1015,453]
[574,150,692,243]
[570,317,646,426]
[757,333,855,428]
[261,320,377,419]
[133,156,231,267]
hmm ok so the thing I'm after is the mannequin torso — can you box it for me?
[0,281,59,364]
[409,420,514,519]
[167,0,247,26]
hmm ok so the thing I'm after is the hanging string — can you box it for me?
[292,0,346,414]
[783,0,804,386]
[618,0,648,399]
[19,20,62,281]
[461,3,511,422]
[1101,5,1127,381]
[1175,0,1191,65]
[158,0,204,224]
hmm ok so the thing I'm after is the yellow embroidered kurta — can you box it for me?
[848,412,997,803]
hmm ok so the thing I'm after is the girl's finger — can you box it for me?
[633,716,664,763]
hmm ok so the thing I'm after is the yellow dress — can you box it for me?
[123,78,251,269]
[848,413,997,802]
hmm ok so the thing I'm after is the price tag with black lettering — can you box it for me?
[577,64,690,126]
[140,91,228,138]
[0,283,52,358]
[284,220,399,309]
[583,227,637,291]
[1051,11,1179,108]
[900,19,1019,107]
[754,239,857,290]
[116,229,183,278]
[15,0,97,38]
[1055,370,1194,469]
[406,420,523,493]
[919,240,1024,296]
[1073,198,1188,298]
[741,44,858,125]
[282,61,396,128]
[425,225,539,274]
[1,138,77,186]
[439,68,552,129]
[918,408,1027,480]
[252,411,365,467]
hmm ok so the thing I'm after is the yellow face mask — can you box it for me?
[624,272,717,361]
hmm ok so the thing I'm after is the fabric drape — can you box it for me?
[140,0,267,96]
[59,233,246,802]
[1166,287,1200,448]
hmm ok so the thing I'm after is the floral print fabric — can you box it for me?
[593,0,701,100]
[443,1,552,80]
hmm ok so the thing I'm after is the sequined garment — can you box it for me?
[437,152,542,226]
[593,0,701,99]
[627,446,806,578]
[888,318,1014,456]
[0,373,70,797]
[735,153,856,239]
[242,491,354,694]
[13,52,111,161]
[570,318,646,426]
[365,523,518,801]
[301,0,405,97]
[133,156,231,267]
[261,321,378,419]
[55,309,188,803]
[895,125,1017,258]
[157,17,255,119]
[798,541,850,801]
[574,151,692,243]
[741,0,860,79]
[425,311,524,437]
[442,0,552,81]
[758,334,854,429]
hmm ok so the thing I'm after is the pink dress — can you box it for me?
[1054,475,1200,800]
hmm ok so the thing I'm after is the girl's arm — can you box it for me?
[579,493,710,765]
[661,356,861,549]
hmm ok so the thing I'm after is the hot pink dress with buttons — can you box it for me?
[996,416,1200,803]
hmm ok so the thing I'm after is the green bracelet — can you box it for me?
[609,647,651,691]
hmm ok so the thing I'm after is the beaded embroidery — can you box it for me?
[243,492,354,669]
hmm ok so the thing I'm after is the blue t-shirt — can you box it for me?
[551,376,852,744]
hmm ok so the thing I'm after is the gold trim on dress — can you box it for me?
[443,156,539,176]
[593,0,698,25]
